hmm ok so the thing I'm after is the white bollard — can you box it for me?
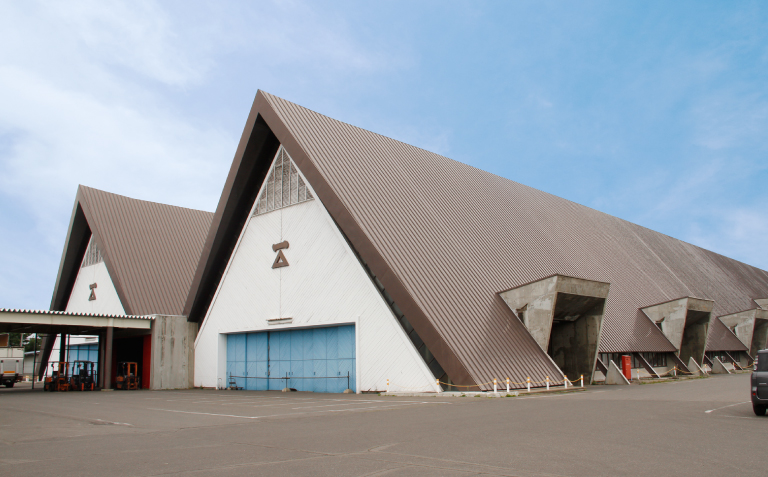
[527,377,531,393]
[436,378,441,393]
[564,375,568,389]
[580,375,584,388]
[546,376,550,391]
[493,378,497,393]
[506,378,510,394]
[387,379,390,393]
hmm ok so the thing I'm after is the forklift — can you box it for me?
[44,362,70,392]
[70,360,97,391]
[115,362,140,390]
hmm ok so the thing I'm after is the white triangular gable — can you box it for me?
[65,237,126,315]
[195,147,438,392]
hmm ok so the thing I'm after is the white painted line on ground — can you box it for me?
[329,399,450,404]
[149,400,448,421]
[320,403,444,413]
[229,401,335,409]
[291,402,417,410]
[149,408,261,419]
[704,401,750,413]
[191,399,304,404]
[93,419,132,426]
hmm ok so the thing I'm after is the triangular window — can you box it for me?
[253,147,313,216]
[81,236,103,268]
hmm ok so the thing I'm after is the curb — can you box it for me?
[380,387,587,398]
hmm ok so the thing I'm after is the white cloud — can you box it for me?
[53,0,206,87]
[0,0,406,309]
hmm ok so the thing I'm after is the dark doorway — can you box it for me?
[548,293,605,382]
[680,310,710,366]
[111,336,149,389]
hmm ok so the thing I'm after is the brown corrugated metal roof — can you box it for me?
[51,186,212,316]
[706,317,749,352]
[185,91,768,388]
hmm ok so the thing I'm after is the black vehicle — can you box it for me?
[752,350,768,416]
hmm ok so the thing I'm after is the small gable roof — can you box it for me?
[51,186,213,316]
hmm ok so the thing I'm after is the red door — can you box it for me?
[142,335,151,389]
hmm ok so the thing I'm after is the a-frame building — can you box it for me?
[185,91,768,391]
[42,186,212,386]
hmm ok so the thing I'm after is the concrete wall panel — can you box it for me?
[641,298,688,350]
[150,315,196,390]
[499,276,558,351]
[719,309,757,349]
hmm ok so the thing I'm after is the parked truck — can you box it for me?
[0,347,24,388]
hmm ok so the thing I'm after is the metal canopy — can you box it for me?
[0,309,153,335]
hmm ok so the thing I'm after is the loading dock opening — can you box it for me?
[751,318,768,357]
[499,275,609,383]
[641,297,713,367]
[111,335,151,389]
[719,308,768,359]
[0,309,153,389]
[0,310,194,391]
[548,293,606,381]
[680,310,710,366]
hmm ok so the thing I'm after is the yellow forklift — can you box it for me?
[70,360,97,391]
[44,362,70,392]
[115,362,140,390]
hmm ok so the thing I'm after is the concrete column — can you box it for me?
[149,315,197,390]
[103,326,114,389]
[98,332,105,388]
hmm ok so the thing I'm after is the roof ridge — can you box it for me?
[259,93,765,271]
[78,184,214,216]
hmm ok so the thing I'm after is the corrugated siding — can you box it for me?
[260,93,768,383]
[79,186,213,316]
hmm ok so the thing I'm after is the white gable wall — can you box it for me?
[66,254,125,316]
[194,153,438,392]
[49,243,125,373]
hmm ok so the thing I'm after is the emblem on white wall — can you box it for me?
[272,241,289,269]
[88,283,97,301]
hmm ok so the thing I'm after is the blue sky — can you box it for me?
[1,1,767,309]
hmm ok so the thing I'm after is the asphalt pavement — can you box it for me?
[0,373,762,476]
